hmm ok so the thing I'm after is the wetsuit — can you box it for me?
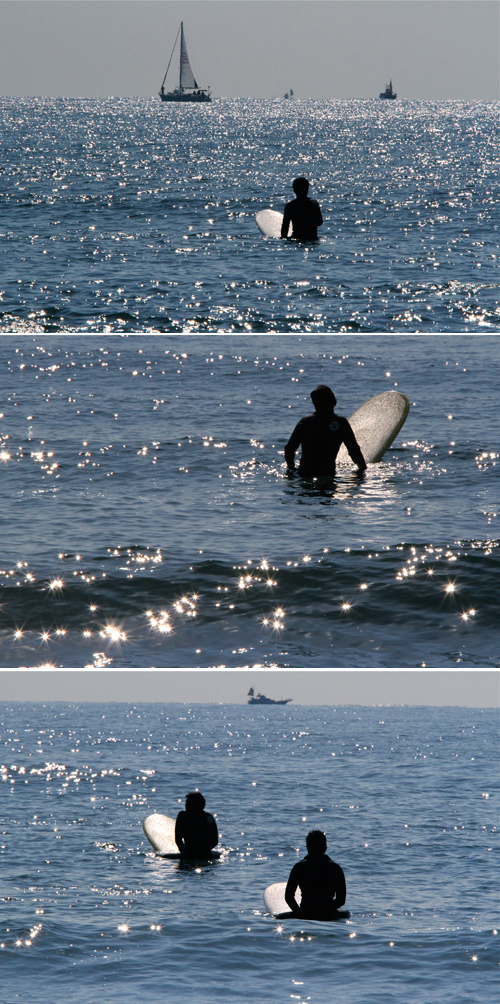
[281,196,323,241]
[175,809,218,858]
[285,410,366,476]
[285,853,346,919]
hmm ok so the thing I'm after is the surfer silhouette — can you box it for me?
[175,791,218,858]
[285,830,346,920]
[285,384,366,476]
[281,177,323,241]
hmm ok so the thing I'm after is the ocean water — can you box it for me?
[1,97,499,332]
[0,333,499,669]
[0,702,498,1004]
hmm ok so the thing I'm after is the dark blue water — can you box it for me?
[0,334,498,668]
[1,97,499,331]
[1,702,498,1004]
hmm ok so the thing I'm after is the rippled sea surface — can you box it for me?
[1,703,498,1004]
[0,333,498,668]
[1,98,499,332]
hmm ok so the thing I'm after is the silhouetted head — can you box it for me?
[293,177,309,197]
[311,385,337,412]
[306,830,328,855]
[185,791,205,811]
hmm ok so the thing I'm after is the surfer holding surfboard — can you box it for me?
[285,384,367,477]
[175,791,219,859]
[281,177,323,241]
[255,178,323,240]
[284,830,347,920]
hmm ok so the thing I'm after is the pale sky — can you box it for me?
[0,670,498,704]
[0,1,498,99]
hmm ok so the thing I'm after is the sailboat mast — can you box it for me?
[179,22,184,90]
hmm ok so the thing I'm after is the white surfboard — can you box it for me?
[143,813,178,855]
[256,208,292,239]
[337,390,409,465]
[264,882,301,916]
[263,882,350,920]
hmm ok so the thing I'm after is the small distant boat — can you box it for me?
[379,80,397,100]
[159,22,211,103]
[247,687,292,706]
[283,88,294,100]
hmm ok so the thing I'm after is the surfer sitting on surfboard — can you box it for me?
[175,791,219,858]
[285,830,346,920]
[281,177,323,241]
[285,385,366,476]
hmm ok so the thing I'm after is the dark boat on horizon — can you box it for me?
[159,22,211,103]
[379,80,397,100]
[247,687,292,705]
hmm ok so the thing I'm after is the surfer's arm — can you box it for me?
[285,866,301,913]
[281,206,291,239]
[206,813,219,849]
[342,420,366,471]
[331,864,346,910]
[174,813,186,853]
[284,422,303,470]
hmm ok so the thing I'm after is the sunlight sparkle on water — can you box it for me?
[147,610,172,635]
[100,623,127,643]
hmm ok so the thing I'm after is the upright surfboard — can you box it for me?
[336,390,409,465]
[256,209,291,239]
[263,882,349,920]
[143,813,178,855]
[142,813,221,859]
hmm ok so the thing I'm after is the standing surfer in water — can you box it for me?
[285,384,366,476]
[285,830,347,920]
[175,791,219,858]
[281,177,323,241]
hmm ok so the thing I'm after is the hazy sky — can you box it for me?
[0,1,498,99]
[0,670,498,705]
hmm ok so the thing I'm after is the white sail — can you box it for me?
[180,25,198,90]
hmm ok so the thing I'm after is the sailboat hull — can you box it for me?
[159,90,211,103]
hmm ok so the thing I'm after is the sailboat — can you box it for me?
[159,22,211,103]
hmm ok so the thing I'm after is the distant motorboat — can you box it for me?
[247,687,292,705]
[379,80,397,100]
[159,22,211,103]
